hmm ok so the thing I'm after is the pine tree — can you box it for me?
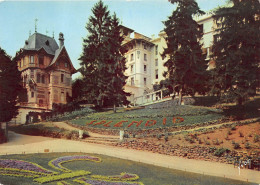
[212,0,260,105]
[162,0,208,105]
[106,14,130,112]
[79,0,129,110]
[79,0,111,106]
[0,47,22,122]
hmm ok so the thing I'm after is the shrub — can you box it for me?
[231,126,236,130]
[244,142,250,149]
[233,142,240,149]
[253,134,259,143]
[225,134,229,140]
[213,139,220,145]
[198,138,202,144]
[157,134,162,140]
[164,135,169,142]
[227,130,232,135]
[214,148,229,157]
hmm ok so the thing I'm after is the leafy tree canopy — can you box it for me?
[162,0,208,104]
[0,47,22,122]
[79,0,129,111]
[212,0,260,105]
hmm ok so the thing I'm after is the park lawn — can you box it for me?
[0,152,255,185]
[70,105,223,130]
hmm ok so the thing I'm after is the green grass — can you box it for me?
[70,105,223,130]
[0,153,256,185]
[9,123,89,139]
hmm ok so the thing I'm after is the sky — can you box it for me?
[0,0,227,79]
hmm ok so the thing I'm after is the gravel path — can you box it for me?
[0,131,259,184]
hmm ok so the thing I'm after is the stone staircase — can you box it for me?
[83,136,120,145]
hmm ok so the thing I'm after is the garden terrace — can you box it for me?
[69,105,224,135]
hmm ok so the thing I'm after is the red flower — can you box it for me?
[127,120,143,128]
[162,118,167,125]
[114,121,128,127]
[145,120,157,127]
[86,120,97,125]
[172,117,184,124]
[103,121,113,127]
[94,120,106,126]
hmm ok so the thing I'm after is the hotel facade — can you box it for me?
[122,13,216,105]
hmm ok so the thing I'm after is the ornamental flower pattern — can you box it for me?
[48,155,102,172]
[0,155,144,184]
[0,159,56,177]
[74,177,144,185]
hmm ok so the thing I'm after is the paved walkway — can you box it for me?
[0,132,259,183]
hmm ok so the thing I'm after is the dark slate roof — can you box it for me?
[49,46,64,66]
[23,33,59,55]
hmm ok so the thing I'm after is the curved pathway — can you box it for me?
[0,131,259,184]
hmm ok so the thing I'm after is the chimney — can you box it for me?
[59,32,64,48]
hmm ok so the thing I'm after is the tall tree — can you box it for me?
[79,0,129,110]
[212,0,260,105]
[162,0,207,105]
[106,14,130,112]
[0,47,22,123]
[79,0,111,106]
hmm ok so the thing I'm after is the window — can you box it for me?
[39,99,43,106]
[37,74,41,83]
[131,77,134,86]
[41,75,45,84]
[144,65,147,72]
[143,44,147,50]
[61,92,65,102]
[65,62,68,68]
[137,51,140,59]
[144,78,147,85]
[155,45,158,55]
[155,59,158,66]
[144,54,147,61]
[130,65,134,73]
[39,55,44,65]
[214,34,221,42]
[130,53,134,61]
[198,24,203,32]
[30,69,34,79]
[61,74,64,83]
[155,69,158,79]
[30,56,34,64]
[31,92,34,98]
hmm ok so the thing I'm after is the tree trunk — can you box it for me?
[178,88,182,105]
[113,103,116,113]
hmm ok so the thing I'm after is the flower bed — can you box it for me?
[74,177,144,185]
[33,170,91,184]
[91,173,139,181]
[0,159,56,177]
[48,155,101,172]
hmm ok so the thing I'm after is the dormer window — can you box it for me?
[45,40,49,46]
